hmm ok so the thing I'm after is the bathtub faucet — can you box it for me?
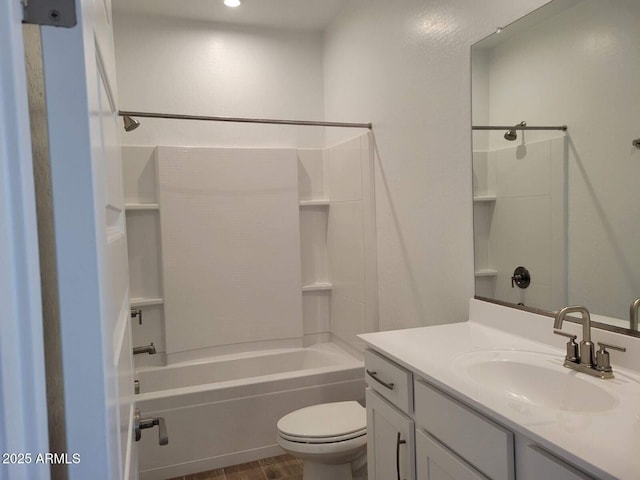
[133,342,156,355]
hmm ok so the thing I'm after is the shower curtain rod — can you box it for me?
[118,110,372,129]
[473,125,567,131]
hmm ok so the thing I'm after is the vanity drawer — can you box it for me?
[414,379,514,480]
[364,349,413,412]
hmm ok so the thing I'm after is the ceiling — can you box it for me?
[111,0,349,31]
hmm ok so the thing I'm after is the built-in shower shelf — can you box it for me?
[299,199,330,207]
[130,297,164,307]
[302,282,333,292]
[474,269,498,277]
[125,203,160,211]
[473,195,497,203]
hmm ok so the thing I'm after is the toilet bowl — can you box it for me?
[277,401,367,480]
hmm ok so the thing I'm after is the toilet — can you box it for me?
[276,401,367,480]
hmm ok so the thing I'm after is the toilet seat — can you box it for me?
[277,401,366,444]
[279,428,366,444]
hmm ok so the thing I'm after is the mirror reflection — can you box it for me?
[471,0,640,331]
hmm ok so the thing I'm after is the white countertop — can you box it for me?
[359,299,640,480]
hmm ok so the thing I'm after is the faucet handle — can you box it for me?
[553,330,579,363]
[597,342,626,353]
[595,342,626,374]
[553,330,576,341]
[135,408,169,445]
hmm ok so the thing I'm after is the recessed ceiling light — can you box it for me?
[224,0,241,7]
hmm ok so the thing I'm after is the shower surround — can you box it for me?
[156,147,303,358]
[122,133,376,477]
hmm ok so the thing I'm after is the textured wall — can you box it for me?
[113,13,326,148]
[323,0,549,330]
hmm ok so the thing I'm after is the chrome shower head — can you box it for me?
[504,121,526,141]
[504,129,518,141]
[123,115,140,132]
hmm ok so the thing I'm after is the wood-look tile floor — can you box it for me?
[168,454,303,480]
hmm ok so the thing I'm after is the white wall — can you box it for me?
[113,13,325,148]
[115,0,557,334]
[475,0,640,320]
[323,0,549,330]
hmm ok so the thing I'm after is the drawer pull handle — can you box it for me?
[396,432,406,480]
[366,369,395,390]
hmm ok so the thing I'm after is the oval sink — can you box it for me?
[456,350,618,413]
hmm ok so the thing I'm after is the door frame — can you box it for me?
[0,1,50,479]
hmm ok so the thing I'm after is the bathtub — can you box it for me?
[135,342,365,480]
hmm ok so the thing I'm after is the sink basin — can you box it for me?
[454,350,618,413]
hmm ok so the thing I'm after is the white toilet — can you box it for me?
[276,401,367,480]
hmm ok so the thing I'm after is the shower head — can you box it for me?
[504,121,526,141]
[123,115,140,132]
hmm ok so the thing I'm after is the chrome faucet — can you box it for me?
[554,305,594,366]
[554,305,625,379]
[630,298,640,330]
[133,342,156,355]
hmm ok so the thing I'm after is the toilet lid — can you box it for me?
[277,401,366,441]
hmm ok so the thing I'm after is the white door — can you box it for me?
[0,2,50,480]
[40,0,136,478]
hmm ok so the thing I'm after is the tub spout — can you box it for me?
[133,343,156,355]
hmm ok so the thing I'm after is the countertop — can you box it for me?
[359,299,640,480]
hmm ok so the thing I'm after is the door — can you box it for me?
[0,2,50,480]
[366,388,415,480]
[40,0,135,478]
[415,430,486,480]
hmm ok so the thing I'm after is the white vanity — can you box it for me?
[360,299,640,480]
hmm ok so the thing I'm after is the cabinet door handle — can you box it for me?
[396,432,407,480]
[366,369,395,390]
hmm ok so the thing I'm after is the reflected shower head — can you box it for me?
[504,121,526,141]
[123,115,140,132]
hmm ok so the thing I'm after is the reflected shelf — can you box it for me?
[474,269,498,277]
[302,282,333,292]
[299,199,330,207]
[473,195,497,203]
[125,203,160,211]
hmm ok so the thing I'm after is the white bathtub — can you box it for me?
[135,343,365,480]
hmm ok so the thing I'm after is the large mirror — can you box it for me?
[471,0,640,333]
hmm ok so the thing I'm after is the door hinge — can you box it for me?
[22,0,77,28]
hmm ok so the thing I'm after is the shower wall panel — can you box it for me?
[326,134,378,352]
[474,136,566,310]
[156,147,303,355]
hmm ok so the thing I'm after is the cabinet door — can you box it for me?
[519,445,596,480]
[366,388,415,480]
[416,430,487,480]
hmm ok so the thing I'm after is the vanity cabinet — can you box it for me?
[365,348,596,480]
